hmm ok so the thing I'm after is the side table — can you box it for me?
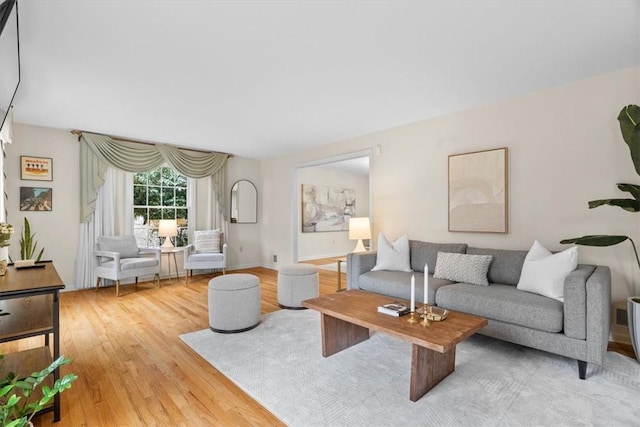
[335,256,347,292]
[161,247,181,280]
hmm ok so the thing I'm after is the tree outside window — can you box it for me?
[133,166,188,247]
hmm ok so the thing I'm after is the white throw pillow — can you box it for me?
[371,233,411,272]
[433,252,493,286]
[194,230,221,253]
[516,240,578,301]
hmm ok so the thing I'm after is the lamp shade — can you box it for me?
[349,217,371,253]
[158,219,177,248]
[349,217,371,240]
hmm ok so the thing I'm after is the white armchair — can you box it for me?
[94,235,161,297]
[183,230,227,283]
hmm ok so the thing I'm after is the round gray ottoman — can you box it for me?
[277,264,319,309]
[208,274,261,333]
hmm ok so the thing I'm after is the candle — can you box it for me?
[410,274,415,312]
[424,263,429,304]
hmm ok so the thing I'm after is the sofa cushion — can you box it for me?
[435,283,563,333]
[97,235,139,259]
[516,241,578,302]
[467,247,528,286]
[371,233,411,272]
[102,258,158,271]
[409,241,468,273]
[433,252,492,286]
[359,270,455,305]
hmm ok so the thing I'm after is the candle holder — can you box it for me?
[421,303,432,328]
[407,310,419,324]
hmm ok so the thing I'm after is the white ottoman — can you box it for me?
[278,264,319,309]
[208,274,261,333]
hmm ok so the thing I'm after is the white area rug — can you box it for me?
[180,310,640,426]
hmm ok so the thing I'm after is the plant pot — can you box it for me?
[628,297,640,363]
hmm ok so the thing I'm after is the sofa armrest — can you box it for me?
[563,264,595,340]
[93,250,120,267]
[140,247,161,262]
[346,251,377,290]
[585,265,611,365]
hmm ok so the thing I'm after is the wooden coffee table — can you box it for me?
[302,290,487,402]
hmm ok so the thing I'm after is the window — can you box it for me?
[133,166,189,247]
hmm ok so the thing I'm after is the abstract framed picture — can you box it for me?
[20,187,52,211]
[448,147,508,233]
[301,184,356,232]
[20,156,52,181]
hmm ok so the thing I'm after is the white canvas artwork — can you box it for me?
[448,147,508,233]
[302,184,356,232]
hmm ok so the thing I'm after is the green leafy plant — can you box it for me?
[18,218,44,262]
[560,104,640,272]
[0,354,77,427]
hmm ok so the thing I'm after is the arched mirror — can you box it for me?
[230,180,257,223]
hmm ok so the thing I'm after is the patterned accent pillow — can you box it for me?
[433,252,493,286]
[194,230,221,253]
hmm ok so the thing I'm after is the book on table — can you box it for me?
[377,302,410,317]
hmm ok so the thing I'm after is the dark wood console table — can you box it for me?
[0,261,65,422]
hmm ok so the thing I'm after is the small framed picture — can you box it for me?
[20,187,52,211]
[21,156,53,181]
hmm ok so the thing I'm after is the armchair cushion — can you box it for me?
[194,230,222,253]
[101,258,159,271]
[97,235,139,259]
[189,252,225,262]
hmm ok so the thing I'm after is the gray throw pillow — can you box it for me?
[97,235,140,259]
[433,252,493,286]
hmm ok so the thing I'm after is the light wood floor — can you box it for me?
[2,267,342,427]
[2,265,636,426]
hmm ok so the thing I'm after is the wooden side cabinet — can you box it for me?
[0,261,65,422]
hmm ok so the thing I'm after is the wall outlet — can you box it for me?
[273,255,277,263]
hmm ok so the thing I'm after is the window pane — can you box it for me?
[133,208,147,222]
[175,174,187,188]
[148,187,161,206]
[149,209,162,220]
[133,185,147,206]
[161,187,174,206]
[176,209,188,223]
[161,167,175,186]
[133,172,148,185]
[148,168,161,183]
[161,208,175,219]
[175,188,186,207]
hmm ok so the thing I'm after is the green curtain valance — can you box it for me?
[80,132,228,222]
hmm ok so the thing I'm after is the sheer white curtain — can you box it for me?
[74,168,116,289]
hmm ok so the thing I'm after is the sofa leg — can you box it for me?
[95,277,101,292]
[116,280,121,297]
[578,360,587,379]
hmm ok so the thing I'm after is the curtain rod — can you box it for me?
[70,129,232,157]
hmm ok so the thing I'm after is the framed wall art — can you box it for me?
[301,184,356,232]
[20,187,52,211]
[21,156,52,181]
[448,147,508,233]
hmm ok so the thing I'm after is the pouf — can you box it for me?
[277,264,319,309]
[208,274,261,333]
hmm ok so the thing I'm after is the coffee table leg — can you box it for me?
[410,344,456,402]
[320,314,369,357]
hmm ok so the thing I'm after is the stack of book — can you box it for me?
[377,302,410,317]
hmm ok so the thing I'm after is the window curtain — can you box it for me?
[74,168,116,288]
[79,132,228,222]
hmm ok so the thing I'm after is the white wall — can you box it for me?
[6,124,79,286]
[297,166,369,260]
[260,67,640,304]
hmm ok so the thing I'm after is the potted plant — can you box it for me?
[13,218,44,268]
[0,352,77,427]
[561,104,640,363]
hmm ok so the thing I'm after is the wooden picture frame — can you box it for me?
[20,156,53,181]
[448,147,508,233]
[20,187,52,211]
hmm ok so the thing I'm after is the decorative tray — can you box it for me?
[418,306,449,321]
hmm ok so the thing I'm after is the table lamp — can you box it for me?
[348,217,371,253]
[158,219,178,248]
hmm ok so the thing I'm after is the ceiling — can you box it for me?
[9,0,640,159]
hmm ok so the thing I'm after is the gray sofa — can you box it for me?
[346,240,612,379]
